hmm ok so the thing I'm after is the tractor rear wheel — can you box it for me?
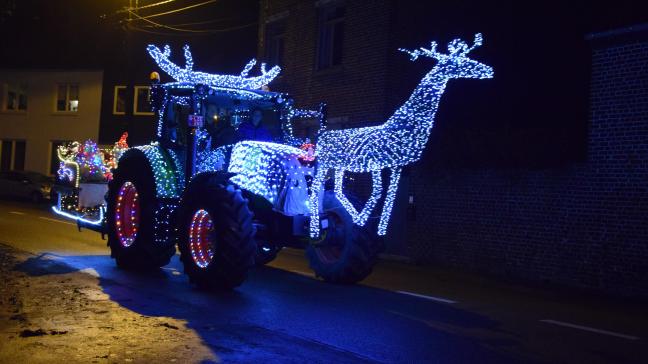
[306,190,381,284]
[177,172,256,290]
[106,149,176,269]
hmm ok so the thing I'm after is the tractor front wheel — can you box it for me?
[306,191,381,284]
[177,172,256,290]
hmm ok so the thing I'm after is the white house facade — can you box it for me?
[0,69,103,175]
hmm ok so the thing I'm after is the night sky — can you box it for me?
[1,0,645,167]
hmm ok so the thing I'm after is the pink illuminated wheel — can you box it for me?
[188,209,215,268]
[115,181,140,247]
[106,149,176,269]
[306,190,381,284]
[177,172,255,290]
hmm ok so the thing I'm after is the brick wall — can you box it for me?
[260,1,648,296]
[407,35,648,297]
[259,0,392,128]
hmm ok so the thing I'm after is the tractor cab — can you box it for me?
[156,83,296,150]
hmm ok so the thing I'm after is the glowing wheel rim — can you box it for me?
[115,181,140,247]
[189,209,215,269]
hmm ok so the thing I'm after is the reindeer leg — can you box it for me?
[356,170,383,226]
[334,170,358,219]
[335,170,382,226]
[309,167,328,238]
[377,167,402,236]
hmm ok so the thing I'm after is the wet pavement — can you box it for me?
[0,200,647,363]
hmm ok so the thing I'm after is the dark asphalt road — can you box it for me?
[1,200,647,363]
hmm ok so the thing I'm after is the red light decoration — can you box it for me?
[298,142,316,162]
[115,181,140,247]
[188,209,214,268]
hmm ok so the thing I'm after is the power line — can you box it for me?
[142,17,231,28]
[126,21,256,36]
[131,0,176,11]
[129,0,218,20]
[127,9,256,33]
[114,0,176,15]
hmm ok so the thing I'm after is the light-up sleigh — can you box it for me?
[51,135,129,234]
[55,35,492,289]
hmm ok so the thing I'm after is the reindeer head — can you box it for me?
[399,33,494,81]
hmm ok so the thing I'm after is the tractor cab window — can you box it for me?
[203,103,238,148]
[236,107,279,143]
[201,93,282,146]
[161,98,190,149]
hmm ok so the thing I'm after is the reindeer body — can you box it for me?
[309,34,493,238]
[317,71,448,172]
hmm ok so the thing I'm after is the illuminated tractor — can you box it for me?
[95,44,384,289]
[60,34,493,289]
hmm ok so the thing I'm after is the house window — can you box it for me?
[265,21,286,67]
[133,86,153,115]
[0,140,26,171]
[56,83,79,112]
[316,5,345,69]
[49,140,69,175]
[113,86,127,115]
[3,83,28,111]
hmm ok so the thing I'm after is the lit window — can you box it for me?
[113,86,127,115]
[3,83,28,111]
[133,86,153,115]
[56,83,79,112]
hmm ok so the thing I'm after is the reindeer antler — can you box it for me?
[183,44,194,71]
[467,33,483,53]
[239,59,257,77]
[148,44,282,89]
[398,41,440,61]
[400,33,484,61]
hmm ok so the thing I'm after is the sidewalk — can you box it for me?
[0,244,216,363]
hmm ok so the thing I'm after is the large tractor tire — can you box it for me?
[177,172,256,290]
[306,190,382,284]
[106,149,176,269]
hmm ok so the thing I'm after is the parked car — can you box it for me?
[0,171,53,203]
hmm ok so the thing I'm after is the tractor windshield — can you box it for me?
[203,97,282,147]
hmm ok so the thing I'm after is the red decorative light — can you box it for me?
[115,181,140,247]
[298,142,315,162]
[188,209,214,268]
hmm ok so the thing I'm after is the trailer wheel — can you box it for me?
[306,190,381,284]
[177,172,256,290]
[254,242,281,266]
[107,149,175,269]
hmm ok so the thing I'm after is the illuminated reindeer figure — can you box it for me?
[147,44,281,89]
[309,33,494,238]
